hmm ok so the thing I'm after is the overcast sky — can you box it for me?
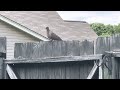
[57,11,120,25]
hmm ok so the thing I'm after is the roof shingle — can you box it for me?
[0,11,98,41]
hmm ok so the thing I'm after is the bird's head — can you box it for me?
[46,27,50,36]
[46,27,49,31]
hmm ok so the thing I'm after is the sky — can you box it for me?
[57,11,120,25]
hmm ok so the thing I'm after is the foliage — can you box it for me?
[90,23,120,37]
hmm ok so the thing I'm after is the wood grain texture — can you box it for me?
[0,37,6,53]
[110,34,120,51]
[13,40,96,79]
[111,57,119,79]
[79,40,94,55]
[14,40,94,59]
[95,37,110,54]
[9,61,94,79]
[5,54,102,64]
[0,58,3,79]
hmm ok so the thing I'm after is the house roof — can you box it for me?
[0,11,98,41]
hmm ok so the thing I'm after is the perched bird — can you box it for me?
[46,27,62,41]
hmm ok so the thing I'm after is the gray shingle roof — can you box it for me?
[0,11,98,41]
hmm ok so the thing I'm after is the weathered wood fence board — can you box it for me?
[79,40,94,55]
[10,61,94,79]
[14,40,94,59]
[118,58,120,79]
[95,37,110,54]
[110,34,120,51]
[96,34,120,54]
[95,37,111,79]
[5,54,102,64]
[0,37,6,53]
[0,37,6,79]
[95,34,120,79]
[0,58,3,79]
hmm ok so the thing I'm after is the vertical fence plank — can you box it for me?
[0,37,6,79]
[111,57,119,79]
[66,41,80,56]
[79,40,94,55]
[65,62,80,79]
[118,59,120,79]
[111,57,116,79]
[14,43,22,58]
[110,34,120,51]
[95,37,110,79]
[3,62,7,79]
[109,35,120,79]
[79,62,84,79]
[79,40,94,79]
[110,35,120,79]
[0,58,3,79]
[0,37,6,53]
[96,37,110,54]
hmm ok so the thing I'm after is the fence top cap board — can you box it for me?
[14,39,94,44]
[5,54,102,64]
[0,11,97,41]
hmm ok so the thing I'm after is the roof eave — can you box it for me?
[0,14,50,41]
[64,20,87,23]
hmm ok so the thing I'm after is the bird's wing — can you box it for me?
[51,32,62,40]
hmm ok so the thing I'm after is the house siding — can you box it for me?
[0,21,40,60]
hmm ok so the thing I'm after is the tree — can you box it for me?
[114,24,120,33]
[90,23,120,37]
[90,23,107,36]
[105,24,115,35]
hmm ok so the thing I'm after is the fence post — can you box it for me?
[99,58,103,79]
[111,57,118,79]
[3,62,8,79]
[0,58,4,79]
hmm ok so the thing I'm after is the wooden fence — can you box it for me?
[4,54,102,79]
[2,34,120,79]
[95,34,120,79]
[95,34,120,54]
[8,40,97,79]
[14,34,120,59]
[5,60,94,79]
[12,34,120,79]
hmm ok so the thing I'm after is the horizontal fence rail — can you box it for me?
[5,54,102,64]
